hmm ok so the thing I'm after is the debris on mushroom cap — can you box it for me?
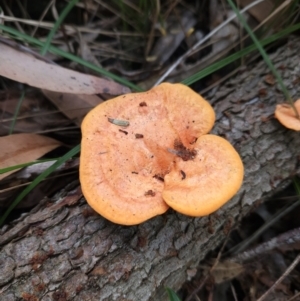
[275,99,300,131]
[80,83,243,225]
[163,135,244,216]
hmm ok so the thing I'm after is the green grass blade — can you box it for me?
[182,23,300,86]
[9,90,25,135]
[0,144,80,226]
[0,158,60,174]
[1,2,83,225]
[40,0,80,56]
[0,6,139,224]
[166,287,182,301]
[293,177,300,196]
[227,0,297,115]
[0,25,142,91]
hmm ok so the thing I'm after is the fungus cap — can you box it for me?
[275,99,300,131]
[163,134,244,216]
[80,83,243,225]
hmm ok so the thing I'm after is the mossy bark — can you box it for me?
[1,36,300,301]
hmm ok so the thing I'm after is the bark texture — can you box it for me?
[1,36,300,301]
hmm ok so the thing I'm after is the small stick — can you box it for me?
[185,232,232,301]
[256,253,300,301]
[230,227,300,263]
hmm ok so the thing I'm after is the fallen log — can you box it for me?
[1,36,300,301]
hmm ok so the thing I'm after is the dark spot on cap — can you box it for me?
[173,139,197,161]
[153,174,164,182]
[119,129,128,135]
[139,102,147,107]
[180,170,186,180]
[145,190,156,197]
[135,133,144,139]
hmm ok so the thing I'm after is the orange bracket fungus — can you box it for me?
[275,99,300,131]
[80,83,244,225]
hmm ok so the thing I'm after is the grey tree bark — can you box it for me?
[1,36,300,301]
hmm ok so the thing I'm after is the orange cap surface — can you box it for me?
[275,99,300,131]
[81,83,244,225]
[80,83,216,225]
[163,134,244,216]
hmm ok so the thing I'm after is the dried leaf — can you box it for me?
[0,92,70,136]
[0,133,61,180]
[42,90,104,126]
[0,158,79,208]
[148,11,197,66]
[78,37,101,68]
[0,43,130,95]
[211,261,244,284]
[239,0,274,22]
